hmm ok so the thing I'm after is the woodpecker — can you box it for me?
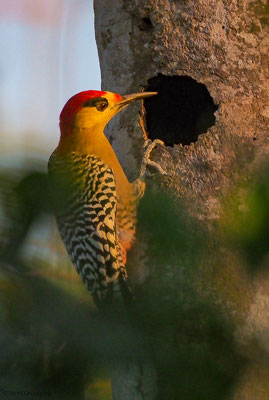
[48,90,159,307]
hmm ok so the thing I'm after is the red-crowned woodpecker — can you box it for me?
[48,90,158,307]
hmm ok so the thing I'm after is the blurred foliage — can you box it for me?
[0,170,51,267]
[0,160,268,399]
[250,0,269,27]
[220,163,269,273]
[135,190,244,400]
[0,163,142,399]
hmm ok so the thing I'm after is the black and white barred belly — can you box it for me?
[48,151,129,305]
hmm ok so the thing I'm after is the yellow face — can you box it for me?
[74,92,126,131]
[58,90,157,153]
[59,90,157,136]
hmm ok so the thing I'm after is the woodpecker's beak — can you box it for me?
[116,92,157,110]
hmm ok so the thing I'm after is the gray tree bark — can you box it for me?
[94,0,269,399]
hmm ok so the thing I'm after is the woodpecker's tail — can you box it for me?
[93,273,133,311]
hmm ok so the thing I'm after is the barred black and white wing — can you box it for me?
[48,152,130,306]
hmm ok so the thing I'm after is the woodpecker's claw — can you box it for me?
[140,139,169,179]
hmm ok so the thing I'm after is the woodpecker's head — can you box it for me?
[59,90,157,133]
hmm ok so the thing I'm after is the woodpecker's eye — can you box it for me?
[96,99,108,112]
[83,97,109,111]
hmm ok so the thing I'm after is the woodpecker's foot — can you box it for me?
[132,178,146,200]
[139,139,168,179]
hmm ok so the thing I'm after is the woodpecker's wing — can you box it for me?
[48,152,128,305]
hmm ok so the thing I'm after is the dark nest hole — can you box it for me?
[138,17,153,32]
[143,74,218,146]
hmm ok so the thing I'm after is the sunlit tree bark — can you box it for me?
[94,0,269,398]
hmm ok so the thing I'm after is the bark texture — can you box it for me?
[94,0,269,398]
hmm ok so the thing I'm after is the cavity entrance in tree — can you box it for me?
[143,74,218,147]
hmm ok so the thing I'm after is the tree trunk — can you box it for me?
[94,0,269,398]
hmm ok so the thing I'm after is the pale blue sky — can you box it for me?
[0,0,101,152]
